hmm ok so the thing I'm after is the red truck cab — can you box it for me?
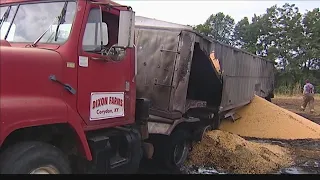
[0,0,142,174]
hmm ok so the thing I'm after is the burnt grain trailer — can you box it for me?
[134,18,275,169]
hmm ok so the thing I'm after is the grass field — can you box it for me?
[272,94,320,125]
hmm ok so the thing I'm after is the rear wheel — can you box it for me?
[0,141,71,174]
[265,93,273,102]
[152,130,191,171]
[212,113,221,130]
[172,139,189,166]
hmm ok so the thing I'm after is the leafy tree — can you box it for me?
[195,4,320,94]
[194,12,235,45]
[301,8,320,71]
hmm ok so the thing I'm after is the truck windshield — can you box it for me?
[0,1,76,44]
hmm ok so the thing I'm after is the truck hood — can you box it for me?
[0,39,60,50]
[0,41,62,65]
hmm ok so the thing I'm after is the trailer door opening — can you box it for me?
[186,43,223,108]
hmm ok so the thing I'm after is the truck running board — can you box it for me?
[110,154,128,168]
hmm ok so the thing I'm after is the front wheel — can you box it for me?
[0,141,71,174]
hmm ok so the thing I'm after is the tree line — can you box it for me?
[193,3,320,94]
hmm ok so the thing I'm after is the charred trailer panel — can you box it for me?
[134,27,184,120]
[134,26,220,119]
[195,36,275,113]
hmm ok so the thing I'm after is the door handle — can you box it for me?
[91,57,110,62]
[49,74,76,95]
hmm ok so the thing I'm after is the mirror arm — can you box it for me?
[106,45,126,56]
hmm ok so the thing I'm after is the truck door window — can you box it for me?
[82,8,108,52]
[82,8,119,53]
[0,6,18,41]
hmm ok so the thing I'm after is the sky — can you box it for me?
[114,0,319,26]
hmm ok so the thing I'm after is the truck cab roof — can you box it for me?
[0,0,122,6]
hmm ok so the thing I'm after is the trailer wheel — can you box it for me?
[152,130,191,171]
[265,96,272,102]
[0,141,71,174]
[212,114,221,130]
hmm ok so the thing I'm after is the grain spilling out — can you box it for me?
[219,95,320,140]
[187,130,294,174]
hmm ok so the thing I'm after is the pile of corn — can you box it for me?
[219,95,320,140]
[187,130,293,174]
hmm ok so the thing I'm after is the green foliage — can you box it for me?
[194,12,235,45]
[275,83,302,96]
[195,4,320,93]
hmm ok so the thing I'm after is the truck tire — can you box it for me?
[265,93,273,102]
[0,141,71,174]
[265,96,272,102]
[152,130,191,171]
[212,113,221,130]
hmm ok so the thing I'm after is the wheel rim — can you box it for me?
[201,125,211,140]
[173,141,188,165]
[29,165,59,174]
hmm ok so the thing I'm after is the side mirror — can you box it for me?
[118,10,135,48]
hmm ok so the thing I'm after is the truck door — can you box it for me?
[77,4,133,127]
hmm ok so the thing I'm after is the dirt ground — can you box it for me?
[269,95,320,174]
[272,95,320,125]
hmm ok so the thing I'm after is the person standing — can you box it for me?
[301,80,315,113]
